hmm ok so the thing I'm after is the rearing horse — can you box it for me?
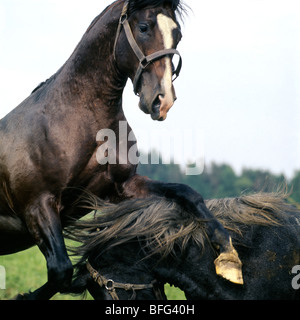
[0,0,242,299]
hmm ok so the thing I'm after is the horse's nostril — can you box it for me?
[152,96,161,115]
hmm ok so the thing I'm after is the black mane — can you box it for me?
[66,191,292,268]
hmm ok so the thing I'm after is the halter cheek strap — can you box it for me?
[113,0,129,61]
[113,0,182,95]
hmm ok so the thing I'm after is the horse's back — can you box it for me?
[207,195,300,299]
[239,210,300,299]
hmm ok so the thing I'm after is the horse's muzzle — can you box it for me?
[150,94,176,121]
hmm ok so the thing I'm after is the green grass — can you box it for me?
[0,245,185,300]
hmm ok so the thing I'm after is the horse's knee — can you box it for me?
[25,193,73,290]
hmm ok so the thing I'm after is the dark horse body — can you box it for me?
[66,192,300,300]
[0,0,241,299]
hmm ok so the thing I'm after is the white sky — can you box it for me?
[0,0,299,178]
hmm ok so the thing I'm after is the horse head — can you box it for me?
[114,0,183,121]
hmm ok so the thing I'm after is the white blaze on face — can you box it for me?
[157,13,177,119]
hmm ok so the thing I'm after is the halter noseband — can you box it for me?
[113,0,182,95]
[87,261,164,300]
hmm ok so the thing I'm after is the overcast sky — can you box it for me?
[0,0,299,179]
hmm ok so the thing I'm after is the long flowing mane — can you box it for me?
[66,196,207,262]
[207,192,292,234]
[66,190,294,265]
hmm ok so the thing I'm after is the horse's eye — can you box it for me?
[139,23,148,33]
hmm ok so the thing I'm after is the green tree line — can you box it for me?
[137,152,300,206]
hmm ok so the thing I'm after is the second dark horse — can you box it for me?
[0,0,242,299]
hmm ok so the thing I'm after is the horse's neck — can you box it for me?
[52,2,127,119]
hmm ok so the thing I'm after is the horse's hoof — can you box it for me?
[12,293,29,300]
[214,249,244,285]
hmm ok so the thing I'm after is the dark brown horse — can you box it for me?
[0,0,242,299]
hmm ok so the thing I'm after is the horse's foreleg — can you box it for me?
[13,282,57,300]
[122,175,243,285]
[21,193,73,299]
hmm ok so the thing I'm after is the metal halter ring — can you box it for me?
[105,279,115,291]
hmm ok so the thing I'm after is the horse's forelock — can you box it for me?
[128,0,186,17]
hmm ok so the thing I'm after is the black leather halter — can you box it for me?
[113,0,182,95]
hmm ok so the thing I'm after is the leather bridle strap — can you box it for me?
[87,261,164,300]
[113,0,182,95]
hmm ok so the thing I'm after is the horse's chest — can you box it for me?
[78,145,136,189]
[93,126,138,184]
